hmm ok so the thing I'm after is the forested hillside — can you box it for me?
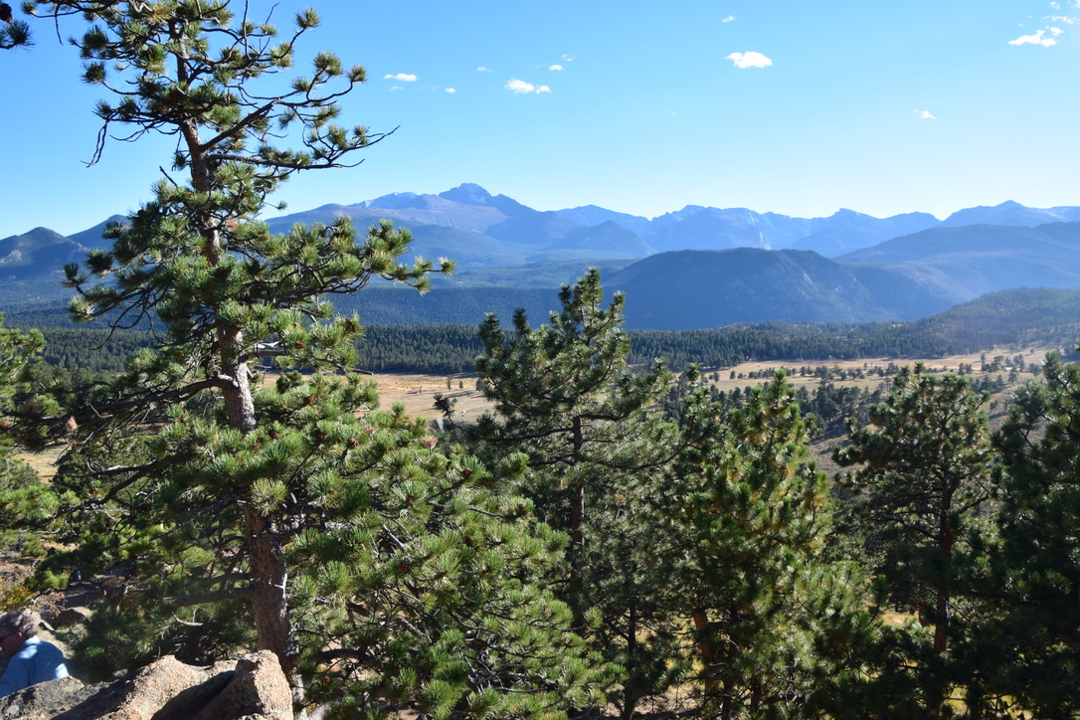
[15,271,1078,719]
[18,287,1080,375]
[6,201,1080,329]
[5,3,1080,719]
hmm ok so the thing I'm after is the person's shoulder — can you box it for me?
[12,635,42,658]
[34,637,63,651]
[18,636,62,657]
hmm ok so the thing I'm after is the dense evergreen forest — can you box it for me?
[16,285,1080,375]
[6,274,1080,718]
[4,3,1080,719]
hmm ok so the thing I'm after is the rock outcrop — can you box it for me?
[0,651,292,720]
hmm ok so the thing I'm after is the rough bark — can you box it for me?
[244,507,296,685]
[569,414,586,631]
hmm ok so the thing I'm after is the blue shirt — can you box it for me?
[0,636,69,698]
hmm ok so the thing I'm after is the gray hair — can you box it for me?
[0,610,38,639]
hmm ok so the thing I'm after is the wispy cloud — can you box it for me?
[726,51,773,68]
[914,109,936,120]
[506,78,551,94]
[549,64,564,71]
[722,15,736,23]
[1008,28,1058,45]
[445,88,456,94]
[477,66,492,72]
[562,54,575,62]
[384,73,418,81]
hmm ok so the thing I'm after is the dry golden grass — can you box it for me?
[16,344,1052,481]
[705,344,1051,394]
[362,372,490,422]
[16,445,64,483]
[370,344,1054,418]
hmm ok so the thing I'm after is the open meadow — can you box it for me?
[368,343,1050,420]
[20,342,1051,483]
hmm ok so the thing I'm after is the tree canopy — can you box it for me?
[7,3,1080,719]
[9,3,618,717]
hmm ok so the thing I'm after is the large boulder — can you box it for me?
[0,651,292,720]
[189,652,293,720]
[0,676,97,720]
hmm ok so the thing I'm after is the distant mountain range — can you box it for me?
[3,184,1080,330]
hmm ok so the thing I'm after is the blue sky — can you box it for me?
[2,0,1078,238]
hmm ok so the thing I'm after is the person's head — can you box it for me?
[0,610,38,658]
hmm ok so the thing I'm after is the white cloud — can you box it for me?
[445,88,456,94]
[914,109,936,120]
[1008,28,1057,45]
[1047,15,1077,23]
[549,64,564,71]
[562,54,575,62]
[477,66,492,72]
[1050,25,1066,34]
[722,15,736,22]
[384,73,417,81]
[726,51,773,68]
[506,78,551,94]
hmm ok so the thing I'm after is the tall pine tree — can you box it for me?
[658,372,869,718]
[470,269,677,718]
[19,3,608,715]
[28,0,442,684]
[833,363,995,714]
[981,350,1080,717]
[0,315,58,559]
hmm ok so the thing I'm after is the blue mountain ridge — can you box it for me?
[3,187,1079,328]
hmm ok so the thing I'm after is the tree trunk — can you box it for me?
[219,323,257,433]
[244,507,297,685]
[935,487,954,655]
[927,487,956,717]
[182,115,259,435]
[568,415,586,631]
[692,608,717,701]
[569,415,586,548]
[620,605,638,720]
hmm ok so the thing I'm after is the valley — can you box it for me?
[4,2,1079,715]
[369,344,1048,423]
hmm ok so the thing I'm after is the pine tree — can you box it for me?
[27,0,444,683]
[0,314,44,419]
[0,2,31,49]
[471,269,676,718]
[982,350,1080,717]
[833,363,995,713]
[18,3,609,715]
[658,372,869,718]
[0,314,58,559]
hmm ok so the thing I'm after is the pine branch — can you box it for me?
[163,586,255,608]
